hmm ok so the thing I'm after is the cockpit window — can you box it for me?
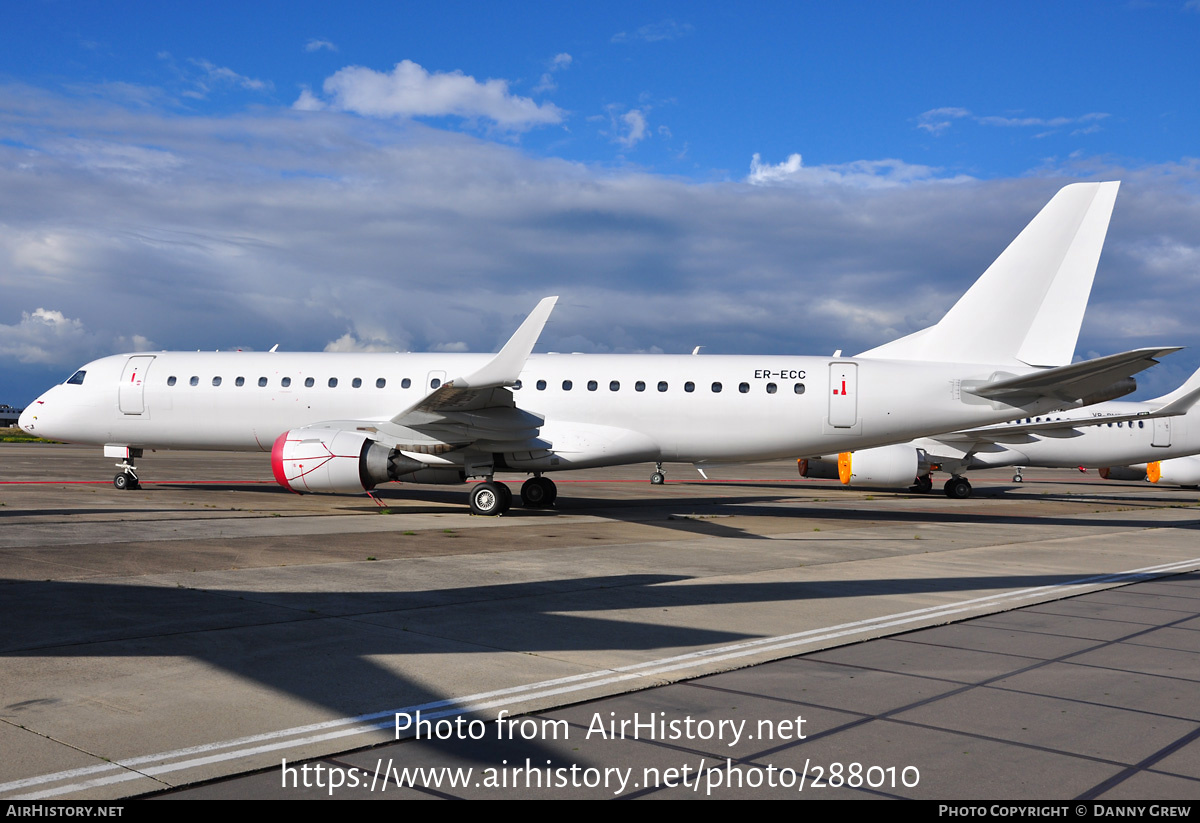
[65,370,86,385]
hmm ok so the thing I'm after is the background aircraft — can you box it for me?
[805,365,1200,497]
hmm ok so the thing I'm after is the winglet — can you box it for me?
[452,296,558,389]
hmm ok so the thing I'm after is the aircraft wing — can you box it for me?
[967,347,1181,403]
[383,296,558,451]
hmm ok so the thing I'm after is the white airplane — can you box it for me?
[18,181,1177,515]
[802,365,1200,497]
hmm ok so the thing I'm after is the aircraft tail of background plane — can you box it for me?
[859,181,1120,368]
[1148,365,1200,412]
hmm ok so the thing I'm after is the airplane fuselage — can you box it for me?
[23,350,1071,472]
[965,402,1197,469]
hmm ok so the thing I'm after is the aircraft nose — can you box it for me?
[18,401,41,432]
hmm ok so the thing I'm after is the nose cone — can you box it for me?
[18,401,41,432]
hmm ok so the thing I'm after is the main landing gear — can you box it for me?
[469,481,512,516]
[650,462,666,485]
[910,474,933,494]
[943,476,972,499]
[520,475,557,508]
[469,475,559,515]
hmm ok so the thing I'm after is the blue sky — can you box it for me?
[2,1,1200,404]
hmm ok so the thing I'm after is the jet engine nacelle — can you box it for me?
[836,445,929,488]
[797,457,841,480]
[1078,377,1137,406]
[1147,456,1200,487]
[1098,466,1147,482]
[271,428,440,494]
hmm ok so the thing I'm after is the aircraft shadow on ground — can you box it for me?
[2,566,1177,776]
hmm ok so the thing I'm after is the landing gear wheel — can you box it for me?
[650,472,666,485]
[910,475,933,494]
[520,476,557,508]
[944,477,972,499]
[113,473,139,491]
[470,482,508,516]
[1012,469,1024,483]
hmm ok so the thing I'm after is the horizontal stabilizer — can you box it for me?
[969,347,1180,404]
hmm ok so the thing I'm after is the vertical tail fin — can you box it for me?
[859,181,1120,367]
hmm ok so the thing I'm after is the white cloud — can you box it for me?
[0,309,156,365]
[293,88,323,111]
[305,39,338,53]
[532,52,573,94]
[748,153,965,188]
[183,58,273,99]
[917,107,1109,137]
[298,60,563,130]
[616,109,647,148]
[324,333,397,353]
[916,107,971,135]
[612,20,694,43]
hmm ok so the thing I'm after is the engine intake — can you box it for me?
[271,428,457,494]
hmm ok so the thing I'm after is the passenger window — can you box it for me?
[352,378,362,388]
[563,380,573,390]
[190,376,199,386]
[684,382,695,393]
[431,378,441,389]
[711,382,722,392]
[1138,421,1144,428]
[513,379,522,390]
[212,377,222,387]
[766,383,777,394]
[328,378,338,388]
[739,383,749,393]
[258,377,268,387]
[610,381,620,391]
[304,377,315,388]
[398,378,406,388]
[236,376,245,387]
[587,380,598,391]
[167,376,177,386]
[537,379,547,390]
[282,377,292,388]
[794,383,805,394]
[66,370,87,385]
[635,381,645,392]
[658,381,668,392]
[379,378,388,389]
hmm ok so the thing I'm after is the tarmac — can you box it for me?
[0,442,1197,800]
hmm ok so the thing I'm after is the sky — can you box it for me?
[2,1,1199,405]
